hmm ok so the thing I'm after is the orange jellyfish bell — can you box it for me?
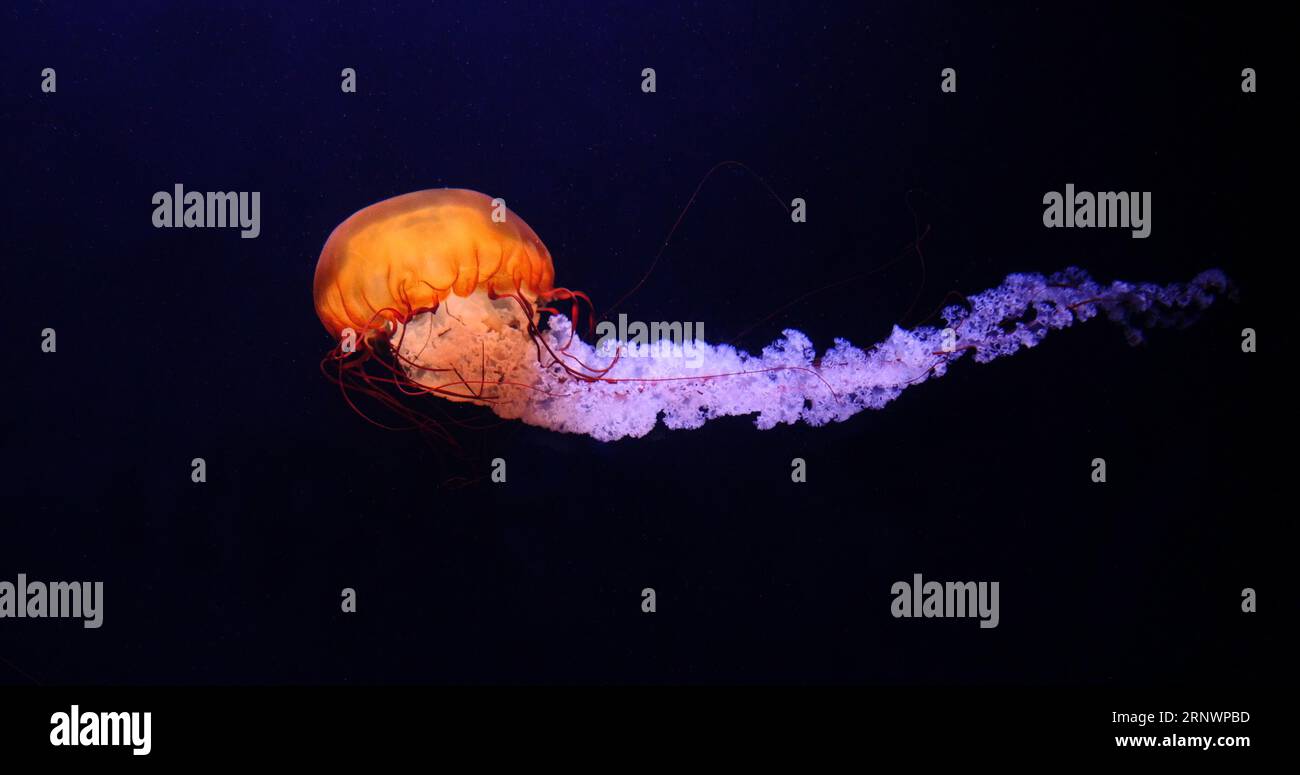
[313,188,556,341]
[315,189,595,426]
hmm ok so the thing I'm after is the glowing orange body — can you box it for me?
[313,189,556,339]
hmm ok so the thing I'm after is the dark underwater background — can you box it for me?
[1,2,1284,684]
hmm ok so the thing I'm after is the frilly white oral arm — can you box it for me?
[394,268,1229,442]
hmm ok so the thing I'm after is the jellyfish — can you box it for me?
[314,188,1230,442]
